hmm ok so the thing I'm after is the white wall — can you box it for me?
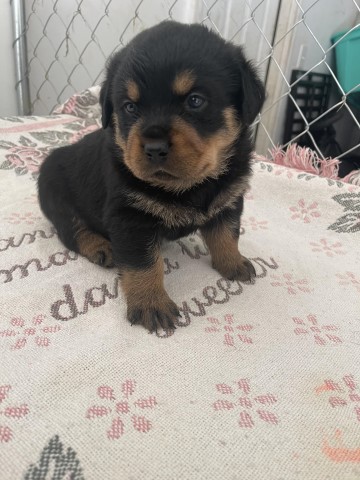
[0,1,18,116]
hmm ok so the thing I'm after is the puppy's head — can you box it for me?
[101,21,265,192]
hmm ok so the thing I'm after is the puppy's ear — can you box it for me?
[231,46,265,125]
[100,50,125,129]
[100,77,112,129]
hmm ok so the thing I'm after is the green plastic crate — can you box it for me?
[332,27,360,94]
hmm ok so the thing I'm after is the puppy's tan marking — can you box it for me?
[198,107,241,179]
[127,173,250,229]
[126,80,140,102]
[123,120,144,177]
[121,256,179,332]
[172,70,195,95]
[149,107,240,192]
[75,222,113,267]
[208,175,250,216]
[122,256,164,308]
[201,222,255,282]
[118,101,241,194]
[113,114,126,151]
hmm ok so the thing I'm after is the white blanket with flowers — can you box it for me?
[0,87,359,480]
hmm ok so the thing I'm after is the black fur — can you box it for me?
[38,21,265,331]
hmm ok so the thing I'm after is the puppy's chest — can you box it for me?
[127,176,250,230]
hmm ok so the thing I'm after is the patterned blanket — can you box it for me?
[1,88,359,480]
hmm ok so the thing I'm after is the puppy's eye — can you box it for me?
[186,94,206,110]
[124,102,138,114]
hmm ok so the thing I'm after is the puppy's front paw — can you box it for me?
[214,255,256,282]
[127,295,180,333]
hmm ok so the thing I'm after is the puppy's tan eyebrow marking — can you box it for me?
[126,80,140,102]
[172,70,195,95]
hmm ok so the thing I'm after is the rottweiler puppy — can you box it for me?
[38,21,265,333]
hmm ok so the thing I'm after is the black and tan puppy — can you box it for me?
[38,21,265,333]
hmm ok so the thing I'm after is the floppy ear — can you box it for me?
[100,50,125,129]
[231,46,265,125]
[100,76,112,129]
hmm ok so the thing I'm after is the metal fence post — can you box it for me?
[10,0,31,115]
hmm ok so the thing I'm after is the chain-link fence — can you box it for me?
[12,0,360,164]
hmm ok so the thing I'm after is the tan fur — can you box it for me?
[201,222,250,280]
[122,256,164,309]
[75,222,113,267]
[123,120,145,179]
[126,80,140,102]
[202,224,240,269]
[113,114,126,151]
[126,173,250,229]
[116,106,241,193]
[172,70,195,95]
[121,256,178,331]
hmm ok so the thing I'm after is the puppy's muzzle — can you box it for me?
[144,141,169,164]
[142,125,170,165]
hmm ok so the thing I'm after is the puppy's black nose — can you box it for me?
[144,141,169,163]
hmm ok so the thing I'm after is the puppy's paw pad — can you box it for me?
[231,258,256,282]
[94,248,114,268]
[128,299,180,333]
[216,256,256,283]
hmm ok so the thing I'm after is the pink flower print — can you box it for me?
[5,212,41,225]
[316,375,360,424]
[213,379,279,428]
[242,216,268,231]
[289,199,321,223]
[24,194,38,205]
[239,411,254,428]
[329,397,347,408]
[244,190,254,201]
[273,165,294,179]
[0,385,11,403]
[0,386,30,442]
[0,426,13,443]
[356,408,360,422]
[270,273,312,295]
[98,386,116,401]
[107,417,124,440]
[0,314,61,351]
[213,399,236,411]
[292,314,342,345]
[85,381,157,440]
[310,238,345,257]
[5,145,46,174]
[217,383,234,395]
[336,272,360,293]
[132,415,152,433]
[121,379,136,398]
[205,314,254,348]
[237,378,251,395]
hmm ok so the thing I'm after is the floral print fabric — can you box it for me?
[0,89,359,480]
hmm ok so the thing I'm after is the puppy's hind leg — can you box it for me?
[74,220,114,268]
[39,193,113,268]
[38,156,113,268]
